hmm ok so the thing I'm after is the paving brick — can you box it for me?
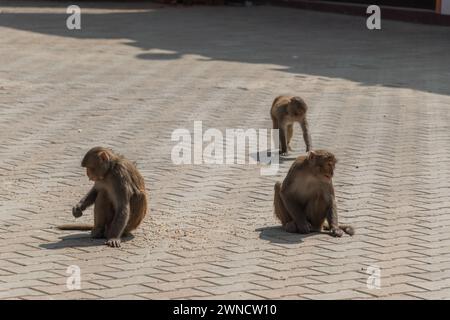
[249,286,321,299]
[196,292,261,300]
[358,283,426,298]
[197,283,269,295]
[85,285,159,299]
[138,288,211,299]
[0,288,45,299]
[303,290,373,300]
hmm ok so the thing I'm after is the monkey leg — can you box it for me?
[300,119,312,152]
[272,117,288,155]
[105,202,131,248]
[279,125,289,155]
[303,200,327,234]
[280,192,310,234]
[92,192,113,239]
[274,182,300,233]
[284,221,299,233]
[287,124,294,151]
[272,118,285,154]
[271,117,278,129]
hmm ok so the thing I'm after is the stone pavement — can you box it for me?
[1,1,450,300]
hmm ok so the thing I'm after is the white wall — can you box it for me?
[442,0,450,15]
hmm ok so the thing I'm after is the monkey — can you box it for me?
[273,150,354,237]
[58,147,148,248]
[270,95,312,155]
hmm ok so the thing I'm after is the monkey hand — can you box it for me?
[106,238,121,248]
[72,204,83,218]
[330,228,343,237]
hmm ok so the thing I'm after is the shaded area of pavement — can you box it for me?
[1,1,449,96]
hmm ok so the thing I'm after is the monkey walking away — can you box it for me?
[273,150,354,237]
[270,95,312,155]
[58,147,148,248]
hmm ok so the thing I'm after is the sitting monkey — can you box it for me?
[59,147,148,247]
[274,150,354,237]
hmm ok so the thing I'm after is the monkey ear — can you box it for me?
[307,151,316,160]
[98,151,109,162]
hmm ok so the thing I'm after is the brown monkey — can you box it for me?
[270,95,312,155]
[58,147,148,248]
[273,150,354,237]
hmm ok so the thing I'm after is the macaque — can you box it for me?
[59,147,148,247]
[270,95,312,155]
[273,150,354,237]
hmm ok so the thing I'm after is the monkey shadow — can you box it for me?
[256,225,325,244]
[249,150,297,165]
[40,232,135,249]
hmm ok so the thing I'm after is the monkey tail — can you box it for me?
[274,182,291,226]
[57,224,93,231]
[339,225,355,236]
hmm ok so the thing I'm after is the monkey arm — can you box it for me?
[107,199,130,240]
[327,198,338,229]
[326,195,343,237]
[279,126,288,154]
[301,119,312,152]
[78,187,98,210]
[280,191,310,233]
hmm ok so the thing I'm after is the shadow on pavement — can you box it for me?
[249,150,299,165]
[1,1,449,96]
[40,232,135,249]
[256,225,326,244]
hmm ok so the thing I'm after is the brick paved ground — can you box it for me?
[1,1,450,299]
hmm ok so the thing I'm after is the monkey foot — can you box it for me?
[105,238,121,248]
[284,221,298,233]
[296,221,312,234]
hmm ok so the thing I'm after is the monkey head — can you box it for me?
[81,147,113,181]
[307,150,337,179]
[288,96,308,117]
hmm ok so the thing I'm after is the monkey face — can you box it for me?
[289,98,307,117]
[85,164,107,181]
[293,107,306,117]
[86,166,102,181]
[321,158,335,178]
[320,155,337,178]
[86,157,109,181]
[308,151,337,179]
[82,148,111,181]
